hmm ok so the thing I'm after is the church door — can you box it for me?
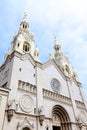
[52,105,71,130]
[53,125,61,130]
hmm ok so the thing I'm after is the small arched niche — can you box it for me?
[23,42,30,52]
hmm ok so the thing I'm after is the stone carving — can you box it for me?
[19,95,34,113]
[75,100,85,109]
[52,114,61,124]
[17,117,34,130]
[38,105,44,115]
[38,106,45,125]
[62,64,71,77]
[7,100,17,122]
[77,111,87,125]
[73,71,80,82]
[7,100,16,110]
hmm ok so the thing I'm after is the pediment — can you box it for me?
[17,117,34,130]
[42,59,66,80]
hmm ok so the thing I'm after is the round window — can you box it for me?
[51,78,61,92]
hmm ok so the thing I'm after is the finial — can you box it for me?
[48,52,53,59]
[53,34,61,52]
[53,34,57,43]
[24,12,28,19]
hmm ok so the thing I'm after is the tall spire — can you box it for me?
[22,12,28,23]
[19,12,29,34]
[53,35,61,59]
[9,13,35,58]
[54,35,61,51]
[53,35,72,77]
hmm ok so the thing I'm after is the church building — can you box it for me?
[0,14,87,130]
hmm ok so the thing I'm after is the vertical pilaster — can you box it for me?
[66,77,78,119]
[35,64,44,130]
[78,83,87,111]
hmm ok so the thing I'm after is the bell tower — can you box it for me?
[10,13,36,58]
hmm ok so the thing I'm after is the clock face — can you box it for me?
[51,78,60,92]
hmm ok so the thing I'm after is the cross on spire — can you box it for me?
[53,34,57,43]
[23,12,28,19]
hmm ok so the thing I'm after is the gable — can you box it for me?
[41,60,70,97]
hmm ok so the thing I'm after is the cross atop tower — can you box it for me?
[53,34,57,44]
[23,12,28,19]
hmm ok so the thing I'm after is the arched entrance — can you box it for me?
[22,127,30,130]
[52,105,71,130]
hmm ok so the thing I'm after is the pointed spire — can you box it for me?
[53,34,61,52]
[19,12,29,34]
[22,12,28,23]
[53,34,56,43]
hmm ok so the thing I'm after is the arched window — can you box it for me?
[23,24,27,29]
[23,127,30,130]
[23,42,30,52]
[46,126,49,130]
[17,43,20,47]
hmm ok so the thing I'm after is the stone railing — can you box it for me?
[18,80,37,94]
[43,89,72,105]
[75,100,85,109]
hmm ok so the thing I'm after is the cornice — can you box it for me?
[21,53,36,67]
[18,80,37,95]
[43,88,72,106]
[0,86,10,96]
[0,50,37,71]
[11,51,36,67]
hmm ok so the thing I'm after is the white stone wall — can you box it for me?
[1,53,87,130]
[71,81,83,101]
[8,55,35,100]
[0,59,13,87]
[42,64,70,97]
[0,88,9,130]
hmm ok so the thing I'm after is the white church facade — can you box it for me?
[0,14,87,130]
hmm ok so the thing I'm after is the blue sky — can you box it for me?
[0,0,87,99]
